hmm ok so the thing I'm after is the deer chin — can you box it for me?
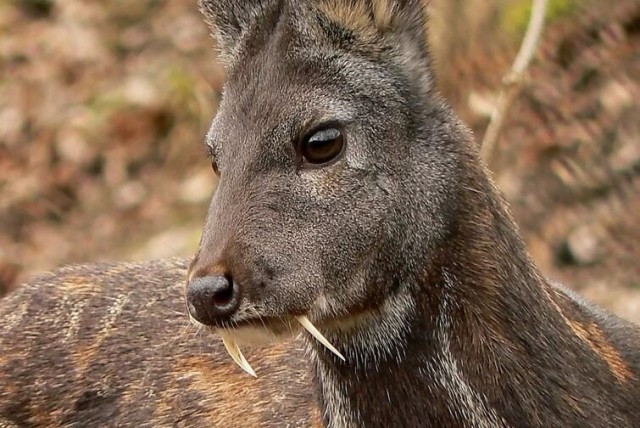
[224,322,300,347]
[212,315,346,378]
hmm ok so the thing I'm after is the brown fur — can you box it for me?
[542,284,633,384]
[189,0,640,426]
[318,0,394,37]
[317,0,429,46]
[2,0,640,426]
[0,259,320,427]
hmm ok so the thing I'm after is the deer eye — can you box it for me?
[301,127,344,166]
[206,145,220,176]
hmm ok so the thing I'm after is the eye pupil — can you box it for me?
[302,128,344,165]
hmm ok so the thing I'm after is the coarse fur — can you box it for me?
[2,0,640,427]
[193,0,640,426]
[0,259,321,427]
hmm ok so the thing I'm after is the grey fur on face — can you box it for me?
[186,5,640,425]
[192,0,459,352]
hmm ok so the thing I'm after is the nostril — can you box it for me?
[212,275,235,306]
[186,274,240,325]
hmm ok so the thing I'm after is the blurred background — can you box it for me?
[0,0,638,321]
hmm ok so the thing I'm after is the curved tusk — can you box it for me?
[297,315,345,361]
[221,334,257,377]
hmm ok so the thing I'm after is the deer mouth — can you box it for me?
[210,315,346,377]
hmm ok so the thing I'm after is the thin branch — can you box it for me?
[480,0,549,170]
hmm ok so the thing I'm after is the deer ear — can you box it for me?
[317,0,433,89]
[392,0,431,53]
[199,0,273,62]
[317,0,430,51]
[317,0,430,66]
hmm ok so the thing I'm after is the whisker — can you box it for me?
[252,306,277,340]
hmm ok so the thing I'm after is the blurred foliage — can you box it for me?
[13,0,54,18]
[501,0,581,36]
[0,0,220,292]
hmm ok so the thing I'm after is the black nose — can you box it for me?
[186,275,240,325]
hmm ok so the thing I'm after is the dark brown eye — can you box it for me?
[301,127,344,166]
[206,144,220,176]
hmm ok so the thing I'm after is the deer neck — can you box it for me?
[308,171,551,427]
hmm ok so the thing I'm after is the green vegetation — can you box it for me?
[501,0,583,37]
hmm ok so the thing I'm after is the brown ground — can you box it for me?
[1,0,639,322]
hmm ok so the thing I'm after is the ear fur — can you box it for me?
[200,1,430,59]
[199,0,278,63]
[200,0,433,93]
[316,0,430,53]
[316,0,433,94]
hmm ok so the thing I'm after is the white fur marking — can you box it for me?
[311,291,416,427]
[435,273,509,427]
[64,300,87,342]
[312,347,360,428]
[95,293,130,345]
[0,300,29,347]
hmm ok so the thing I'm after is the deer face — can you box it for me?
[187,0,461,359]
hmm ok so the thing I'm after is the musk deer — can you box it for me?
[2,0,639,427]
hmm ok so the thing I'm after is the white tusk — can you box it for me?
[297,315,345,361]
[221,334,257,377]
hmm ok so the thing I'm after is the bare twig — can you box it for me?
[480,0,549,170]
